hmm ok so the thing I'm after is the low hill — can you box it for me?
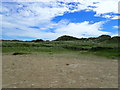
[54,35,120,43]
[55,35,80,41]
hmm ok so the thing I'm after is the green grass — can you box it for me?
[81,48,120,59]
[2,41,120,59]
[93,49,120,59]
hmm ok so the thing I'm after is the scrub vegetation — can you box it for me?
[2,35,120,59]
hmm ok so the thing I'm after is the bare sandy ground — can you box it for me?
[2,52,118,88]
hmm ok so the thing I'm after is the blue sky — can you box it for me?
[1,0,119,40]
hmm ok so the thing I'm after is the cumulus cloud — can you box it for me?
[1,0,119,19]
[111,16,120,19]
[55,21,110,38]
[2,19,110,40]
[113,25,120,29]
[1,0,119,40]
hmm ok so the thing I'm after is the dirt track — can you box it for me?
[2,52,118,88]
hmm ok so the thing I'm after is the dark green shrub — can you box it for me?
[12,52,29,55]
[97,35,111,42]
[32,39,44,42]
[55,35,80,41]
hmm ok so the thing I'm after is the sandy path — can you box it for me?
[2,53,118,88]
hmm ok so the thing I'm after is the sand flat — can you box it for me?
[2,53,118,88]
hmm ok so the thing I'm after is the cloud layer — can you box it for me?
[1,0,119,40]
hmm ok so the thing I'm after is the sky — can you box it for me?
[1,0,119,40]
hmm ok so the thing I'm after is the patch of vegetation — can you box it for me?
[90,49,120,59]
[12,52,30,55]
[2,35,120,59]
[55,35,80,41]
[31,39,44,42]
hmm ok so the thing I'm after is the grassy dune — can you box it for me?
[2,39,120,59]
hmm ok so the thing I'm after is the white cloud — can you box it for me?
[111,16,120,19]
[113,25,120,29]
[2,19,110,40]
[1,0,119,18]
[1,0,119,40]
[91,0,118,15]
[111,34,119,37]
[55,21,110,38]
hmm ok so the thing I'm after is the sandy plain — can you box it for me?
[2,52,118,88]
